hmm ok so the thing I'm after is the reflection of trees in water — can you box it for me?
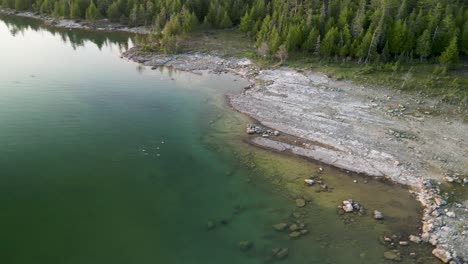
[1,15,132,52]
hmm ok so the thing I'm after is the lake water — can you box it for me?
[0,15,438,264]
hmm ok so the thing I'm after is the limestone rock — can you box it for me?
[446,211,456,218]
[432,248,452,263]
[409,235,422,244]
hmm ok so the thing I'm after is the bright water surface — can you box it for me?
[0,15,438,264]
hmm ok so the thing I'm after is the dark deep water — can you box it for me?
[0,15,438,264]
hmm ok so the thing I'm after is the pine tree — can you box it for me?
[14,0,29,10]
[388,20,408,54]
[239,10,253,34]
[302,27,319,52]
[181,8,198,33]
[321,27,339,56]
[107,1,120,22]
[415,29,431,60]
[70,0,82,18]
[86,1,100,20]
[219,11,232,28]
[285,24,302,51]
[439,36,459,64]
[268,27,281,53]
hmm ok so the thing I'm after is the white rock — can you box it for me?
[373,210,384,220]
[446,212,456,218]
[304,179,315,185]
[432,248,452,263]
[409,235,422,244]
[343,203,354,212]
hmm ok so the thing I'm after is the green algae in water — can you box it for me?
[0,15,437,264]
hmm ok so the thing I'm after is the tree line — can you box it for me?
[2,0,467,63]
[241,0,467,64]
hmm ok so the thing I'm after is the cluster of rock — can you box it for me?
[271,248,289,260]
[304,174,331,192]
[245,123,280,137]
[338,199,365,214]
[416,179,468,263]
[380,234,421,262]
[273,221,309,240]
[445,175,468,186]
[386,103,408,117]
[387,129,418,141]
[0,9,150,33]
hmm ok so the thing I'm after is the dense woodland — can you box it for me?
[2,0,468,64]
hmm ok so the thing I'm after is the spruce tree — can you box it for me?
[439,36,459,65]
[70,0,82,19]
[107,1,120,22]
[321,27,339,56]
[415,29,431,60]
[85,1,99,20]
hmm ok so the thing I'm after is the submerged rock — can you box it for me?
[383,250,401,261]
[374,210,384,220]
[272,248,289,259]
[289,231,302,239]
[238,241,253,251]
[206,220,216,230]
[399,241,409,246]
[340,199,362,213]
[304,179,315,185]
[289,224,300,232]
[273,223,288,232]
[295,198,306,208]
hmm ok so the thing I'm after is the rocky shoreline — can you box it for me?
[0,8,149,34]
[122,48,467,263]
[1,11,465,262]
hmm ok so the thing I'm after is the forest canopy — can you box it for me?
[2,0,467,62]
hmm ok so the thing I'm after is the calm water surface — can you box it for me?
[0,15,437,264]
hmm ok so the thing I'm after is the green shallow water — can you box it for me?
[0,15,437,264]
